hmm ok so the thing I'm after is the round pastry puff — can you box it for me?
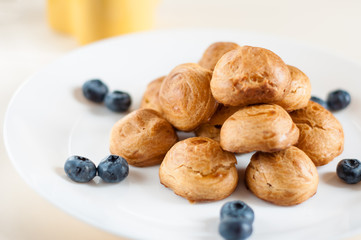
[195,104,241,141]
[220,104,299,153]
[159,63,218,132]
[245,146,319,206]
[198,42,241,71]
[109,108,178,167]
[275,65,312,112]
[140,76,165,115]
[211,46,291,107]
[159,137,238,203]
[290,100,344,166]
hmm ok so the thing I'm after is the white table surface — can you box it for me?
[1,0,361,239]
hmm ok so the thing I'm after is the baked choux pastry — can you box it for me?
[211,46,291,107]
[159,137,238,203]
[220,104,299,153]
[275,65,311,112]
[290,101,344,166]
[245,146,318,206]
[140,76,165,114]
[198,42,241,71]
[195,104,241,141]
[109,108,177,167]
[159,63,218,131]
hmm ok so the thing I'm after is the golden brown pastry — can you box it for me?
[220,104,299,153]
[140,76,165,114]
[109,108,178,167]
[195,104,241,141]
[159,137,238,203]
[198,42,241,71]
[275,65,311,112]
[211,46,291,107]
[245,146,319,206]
[159,63,218,131]
[290,101,344,166]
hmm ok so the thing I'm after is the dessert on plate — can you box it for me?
[275,65,312,112]
[198,41,241,71]
[220,104,299,153]
[159,137,238,202]
[110,108,178,167]
[290,100,344,166]
[211,46,291,107]
[159,63,218,131]
[245,146,319,206]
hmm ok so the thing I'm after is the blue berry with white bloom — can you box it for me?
[105,90,131,112]
[82,79,109,103]
[219,201,254,240]
[337,159,361,184]
[327,89,351,111]
[98,155,129,183]
[64,155,97,183]
[220,201,254,224]
[219,218,253,240]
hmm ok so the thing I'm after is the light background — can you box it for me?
[1,0,361,239]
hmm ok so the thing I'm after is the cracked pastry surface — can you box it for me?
[159,63,218,131]
[140,76,165,115]
[220,104,299,153]
[198,42,241,71]
[275,65,311,112]
[211,46,291,107]
[159,137,238,202]
[109,108,178,167]
[290,101,344,166]
[245,146,319,206]
[195,104,241,141]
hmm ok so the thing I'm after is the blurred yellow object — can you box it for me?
[47,0,159,45]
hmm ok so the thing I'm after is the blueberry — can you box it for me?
[336,159,361,184]
[82,79,109,103]
[64,155,97,183]
[105,90,131,112]
[98,155,129,183]
[220,201,254,224]
[327,89,351,111]
[219,218,253,240]
[310,96,328,109]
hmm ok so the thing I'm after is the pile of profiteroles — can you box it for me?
[109,42,344,206]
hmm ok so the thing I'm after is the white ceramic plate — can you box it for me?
[4,29,361,240]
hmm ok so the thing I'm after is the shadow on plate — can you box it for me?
[127,168,147,183]
[321,171,361,190]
